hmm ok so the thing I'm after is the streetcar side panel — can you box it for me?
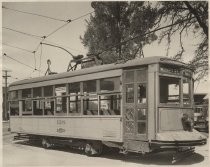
[10,116,123,142]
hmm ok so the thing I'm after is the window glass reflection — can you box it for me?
[22,89,32,98]
[83,80,96,94]
[33,87,42,98]
[126,84,134,103]
[44,86,53,97]
[100,77,120,92]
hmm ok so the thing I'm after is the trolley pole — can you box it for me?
[2,70,11,120]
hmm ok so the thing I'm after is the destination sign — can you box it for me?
[160,65,180,75]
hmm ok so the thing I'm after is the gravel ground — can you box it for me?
[2,122,209,167]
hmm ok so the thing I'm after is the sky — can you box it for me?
[1,1,208,93]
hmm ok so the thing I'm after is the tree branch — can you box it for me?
[184,1,208,38]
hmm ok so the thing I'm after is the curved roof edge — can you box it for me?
[9,56,188,87]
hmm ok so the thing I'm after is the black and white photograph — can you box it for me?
[1,1,209,166]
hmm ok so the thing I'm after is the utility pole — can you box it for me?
[2,70,11,120]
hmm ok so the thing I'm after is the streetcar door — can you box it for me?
[123,69,147,140]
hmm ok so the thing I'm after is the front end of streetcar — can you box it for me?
[149,59,207,161]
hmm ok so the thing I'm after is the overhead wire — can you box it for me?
[3,27,43,39]
[32,10,94,62]
[2,6,67,22]
[2,27,82,52]
[3,8,94,75]
[2,43,34,54]
[45,11,94,38]
[71,11,94,21]
[3,53,44,73]
[3,9,94,53]
[45,21,70,38]
[3,43,37,70]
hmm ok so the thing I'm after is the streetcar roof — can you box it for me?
[9,56,188,87]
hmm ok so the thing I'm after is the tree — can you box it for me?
[155,1,208,80]
[81,1,158,64]
[81,1,208,80]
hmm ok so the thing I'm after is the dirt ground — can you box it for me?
[2,122,209,167]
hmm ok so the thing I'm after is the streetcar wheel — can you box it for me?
[84,141,103,156]
[42,138,52,149]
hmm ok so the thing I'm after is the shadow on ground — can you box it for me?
[14,139,205,165]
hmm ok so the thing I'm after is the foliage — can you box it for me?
[81,1,158,64]
[81,1,208,80]
[155,1,208,80]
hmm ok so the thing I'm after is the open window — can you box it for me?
[83,96,98,115]
[99,95,121,115]
[69,96,81,115]
[9,90,18,100]
[159,76,180,104]
[69,82,81,115]
[33,100,43,115]
[137,83,146,104]
[55,85,67,115]
[10,101,19,116]
[22,100,32,115]
[183,77,191,105]
[44,98,55,115]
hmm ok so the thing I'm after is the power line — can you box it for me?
[46,11,94,38]
[3,43,34,53]
[3,9,94,73]
[71,11,94,21]
[3,53,44,73]
[45,22,70,38]
[3,27,42,39]
[3,43,37,69]
[2,6,67,22]
[34,38,45,53]
[3,27,81,52]
[3,10,94,53]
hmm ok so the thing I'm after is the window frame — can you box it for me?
[158,67,193,108]
[99,93,121,116]
[159,75,181,107]
[9,76,122,117]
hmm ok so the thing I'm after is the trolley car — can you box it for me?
[9,56,206,162]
